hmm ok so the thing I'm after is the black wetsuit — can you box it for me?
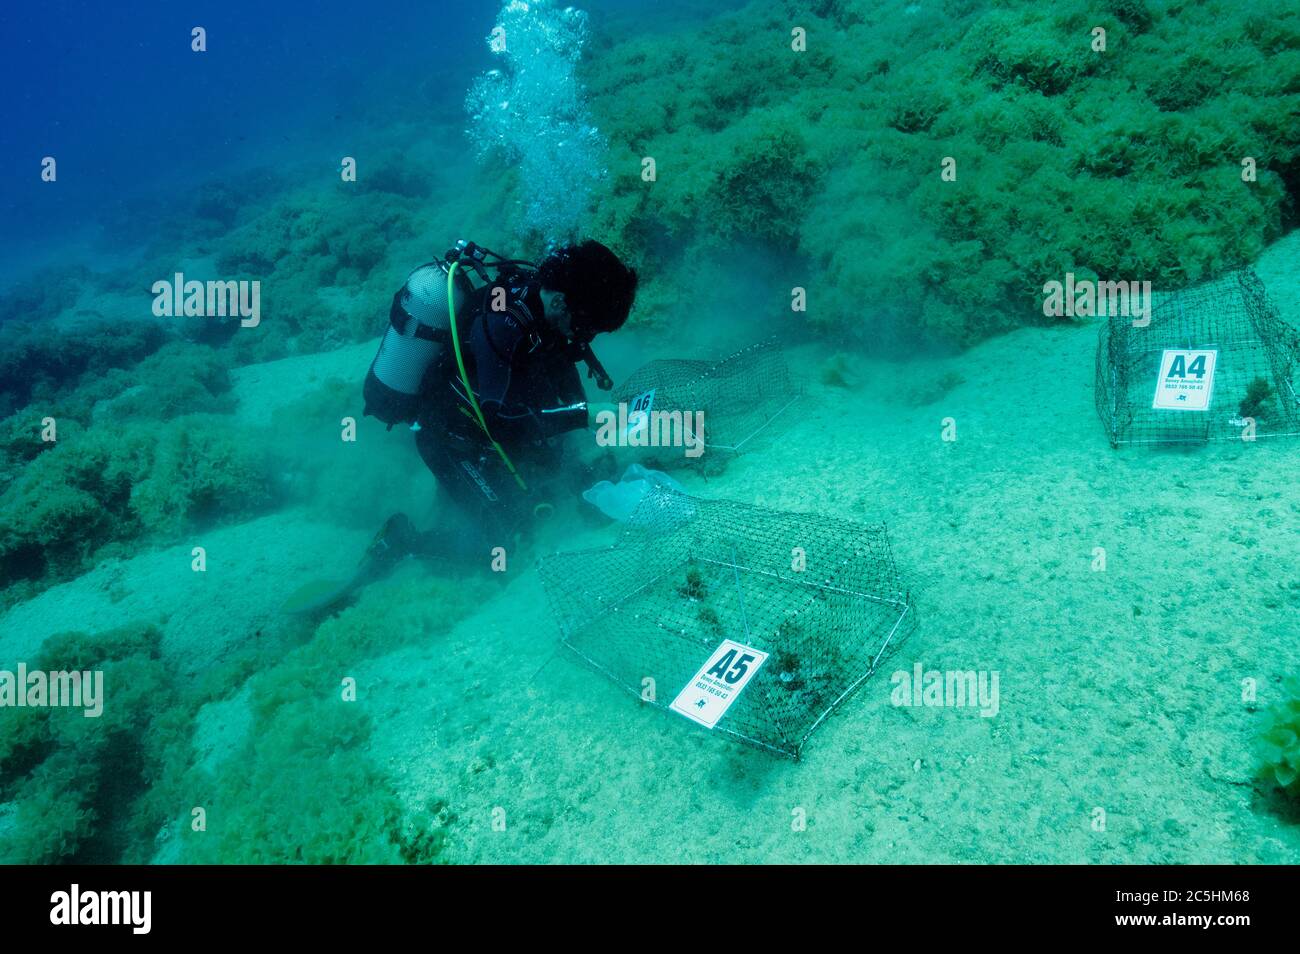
[413,281,588,558]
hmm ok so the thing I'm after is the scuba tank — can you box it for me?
[363,261,474,426]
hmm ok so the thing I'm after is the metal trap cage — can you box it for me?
[612,337,800,453]
[538,488,915,759]
[1096,268,1300,446]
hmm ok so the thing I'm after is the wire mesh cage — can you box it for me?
[611,337,800,453]
[538,488,916,759]
[1095,269,1300,446]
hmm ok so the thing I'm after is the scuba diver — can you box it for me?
[359,238,638,572]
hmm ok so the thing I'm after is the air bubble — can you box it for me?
[465,0,607,241]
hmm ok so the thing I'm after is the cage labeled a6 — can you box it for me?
[612,338,800,455]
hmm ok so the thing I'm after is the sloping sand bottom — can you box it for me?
[0,510,371,676]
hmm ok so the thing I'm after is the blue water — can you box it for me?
[0,0,494,282]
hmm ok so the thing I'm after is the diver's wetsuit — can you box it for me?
[412,282,588,562]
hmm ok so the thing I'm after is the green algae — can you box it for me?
[575,0,1299,347]
[1258,676,1300,798]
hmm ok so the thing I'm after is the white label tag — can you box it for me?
[670,639,769,729]
[1152,349,1217,411]
[625,388,655,440]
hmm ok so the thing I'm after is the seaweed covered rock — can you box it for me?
[182,694,403,863]
[3,545,491,863]
[0,622,183,864]
[962,6,1104,96]
[0,341,238,527]
[0,312,168,418]
[213,189,414,284]
[703,113,822,242]
[1105,0,1155,33]
[356,157,435,199]
[81,342,237,424]
[204,187,414,361]
[576,0,1300,349]
[182,573,489,863]
[0,414,272,589]
[0,409,66,488]
[0,265,94,327]
[130,418,273,535]
[186,172,289,235]
[1258,676,1300,799]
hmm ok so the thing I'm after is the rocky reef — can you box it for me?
[574,0,1298,347]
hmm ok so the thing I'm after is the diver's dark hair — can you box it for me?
[537,240,638,339]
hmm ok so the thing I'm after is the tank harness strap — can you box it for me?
[389,290,451,344]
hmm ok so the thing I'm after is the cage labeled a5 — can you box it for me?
[538,488,916,759]
[1095,268,1300,446]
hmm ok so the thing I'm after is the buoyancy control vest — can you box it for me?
[363,241,613,431]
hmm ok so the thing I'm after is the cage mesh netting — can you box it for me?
[612,337,800,452]
[1095,268,1300,446]
[538,488,915,759]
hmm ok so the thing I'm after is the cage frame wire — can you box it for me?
[612,336,802,454]
[1095,268,1300,447]
[538,488,917,760]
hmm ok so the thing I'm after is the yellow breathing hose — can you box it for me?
[446,262,529,492]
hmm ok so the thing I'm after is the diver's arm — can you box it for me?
[539,401,589,433]
[474,307,602,440]
[473,310,531,429]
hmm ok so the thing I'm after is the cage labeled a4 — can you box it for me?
[612,337,800,453]
[1095,268,1300,446]
[538,488,915,759]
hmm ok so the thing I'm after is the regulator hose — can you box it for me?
[446,261,529,493]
